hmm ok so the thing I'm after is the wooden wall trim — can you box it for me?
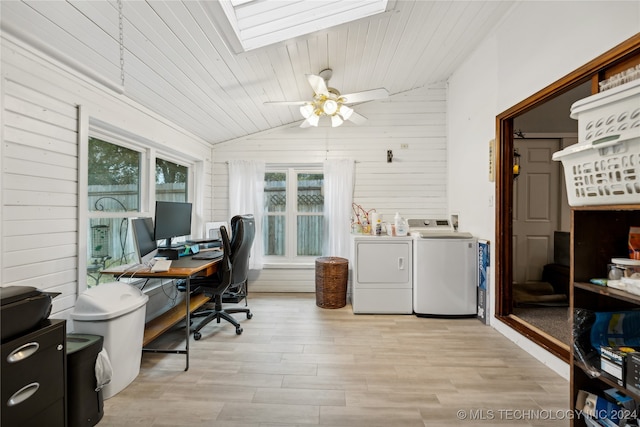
[497,315,570,362]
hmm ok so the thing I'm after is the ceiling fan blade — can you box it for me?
[307,74,329,96]
[340,88,389,104]
[264,101,307,106]
[346,111,368,125]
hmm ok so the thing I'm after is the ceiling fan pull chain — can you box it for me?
[118,0,125,88]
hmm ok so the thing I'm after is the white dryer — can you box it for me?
[350,234,413,314]
[408,219,477,317]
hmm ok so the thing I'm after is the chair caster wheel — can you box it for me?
[236,327,243,335]
[194,332,202,340]
[247,312,253,319]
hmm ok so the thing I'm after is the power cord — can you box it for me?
[161,278,178,306]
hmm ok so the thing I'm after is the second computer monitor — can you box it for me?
[131,217,158,264]
[154,201,192,249]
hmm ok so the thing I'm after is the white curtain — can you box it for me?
[228,160,265,269]
[323,159,355,258]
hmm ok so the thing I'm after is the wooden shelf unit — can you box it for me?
[142,293,211,346]
[102,257,220,370]
[570,204,640,427]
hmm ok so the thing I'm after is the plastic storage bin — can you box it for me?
[552,79,640,206]
[66,334,104,427]
[570,79,640,143]
[71,282,148,399]
[552,131,640,206]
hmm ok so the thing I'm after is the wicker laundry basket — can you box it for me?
[315,257,348,309]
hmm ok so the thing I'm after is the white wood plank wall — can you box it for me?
[2,54,82,316]
[212,84,448,292]
[1,37,213,318]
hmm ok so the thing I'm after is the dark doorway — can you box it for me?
[494,34,640,362]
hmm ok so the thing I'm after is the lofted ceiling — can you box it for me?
[1,0,516,145]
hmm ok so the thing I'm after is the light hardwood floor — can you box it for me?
[100,293,569,426]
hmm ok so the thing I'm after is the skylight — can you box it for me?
[216,0,389,52]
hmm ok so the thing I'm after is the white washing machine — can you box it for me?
[408,218,477,317]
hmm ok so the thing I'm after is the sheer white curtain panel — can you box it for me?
[229,160,265,269]
[323,159,355,258]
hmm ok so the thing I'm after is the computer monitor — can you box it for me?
[205,221,227,241]
[131,217,158,264]
[154,201,192,249]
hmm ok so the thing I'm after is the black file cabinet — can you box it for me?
[1,319,66,427]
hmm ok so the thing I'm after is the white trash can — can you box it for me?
[71,282,148,399]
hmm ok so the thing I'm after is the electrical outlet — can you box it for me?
[400,143,409,149]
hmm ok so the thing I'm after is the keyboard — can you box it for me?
[187,238,221,244]
[150,259,172,272]
[192,250,223,260]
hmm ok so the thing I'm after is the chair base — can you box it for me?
[223,280,249,306]
[191,299,252,338]
[222,291,244,304]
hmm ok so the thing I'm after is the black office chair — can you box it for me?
[191,220,254,338]
[224,214,256,306]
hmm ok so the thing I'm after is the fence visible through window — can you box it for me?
[86,184,185,286]
[264,175,323,257]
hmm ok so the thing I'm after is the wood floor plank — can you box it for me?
[100,293,569,426]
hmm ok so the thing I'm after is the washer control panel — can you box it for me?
[406,218,451,232]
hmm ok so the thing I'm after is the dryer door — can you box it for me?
[355,241,411,288]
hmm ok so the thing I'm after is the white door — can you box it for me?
[512,139,561,284]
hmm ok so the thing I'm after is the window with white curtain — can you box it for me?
[263,166,324,263]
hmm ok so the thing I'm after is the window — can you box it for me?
[87,138,142,286]
[156,158,187,202]
[263,167,324,263]
[86,136,191,286]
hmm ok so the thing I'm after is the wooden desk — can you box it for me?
[102,257,220,371]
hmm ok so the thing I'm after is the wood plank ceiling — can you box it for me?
[1,0,515,145]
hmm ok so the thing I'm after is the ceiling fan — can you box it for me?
[265,69,389,128]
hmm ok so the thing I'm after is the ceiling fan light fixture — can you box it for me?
[306,113,320,127]
[268,69,389,129]
[338,104,353,120]
[300,103,314,118]
[323,99,338,115]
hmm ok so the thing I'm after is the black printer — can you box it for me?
[0,285,57,342]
